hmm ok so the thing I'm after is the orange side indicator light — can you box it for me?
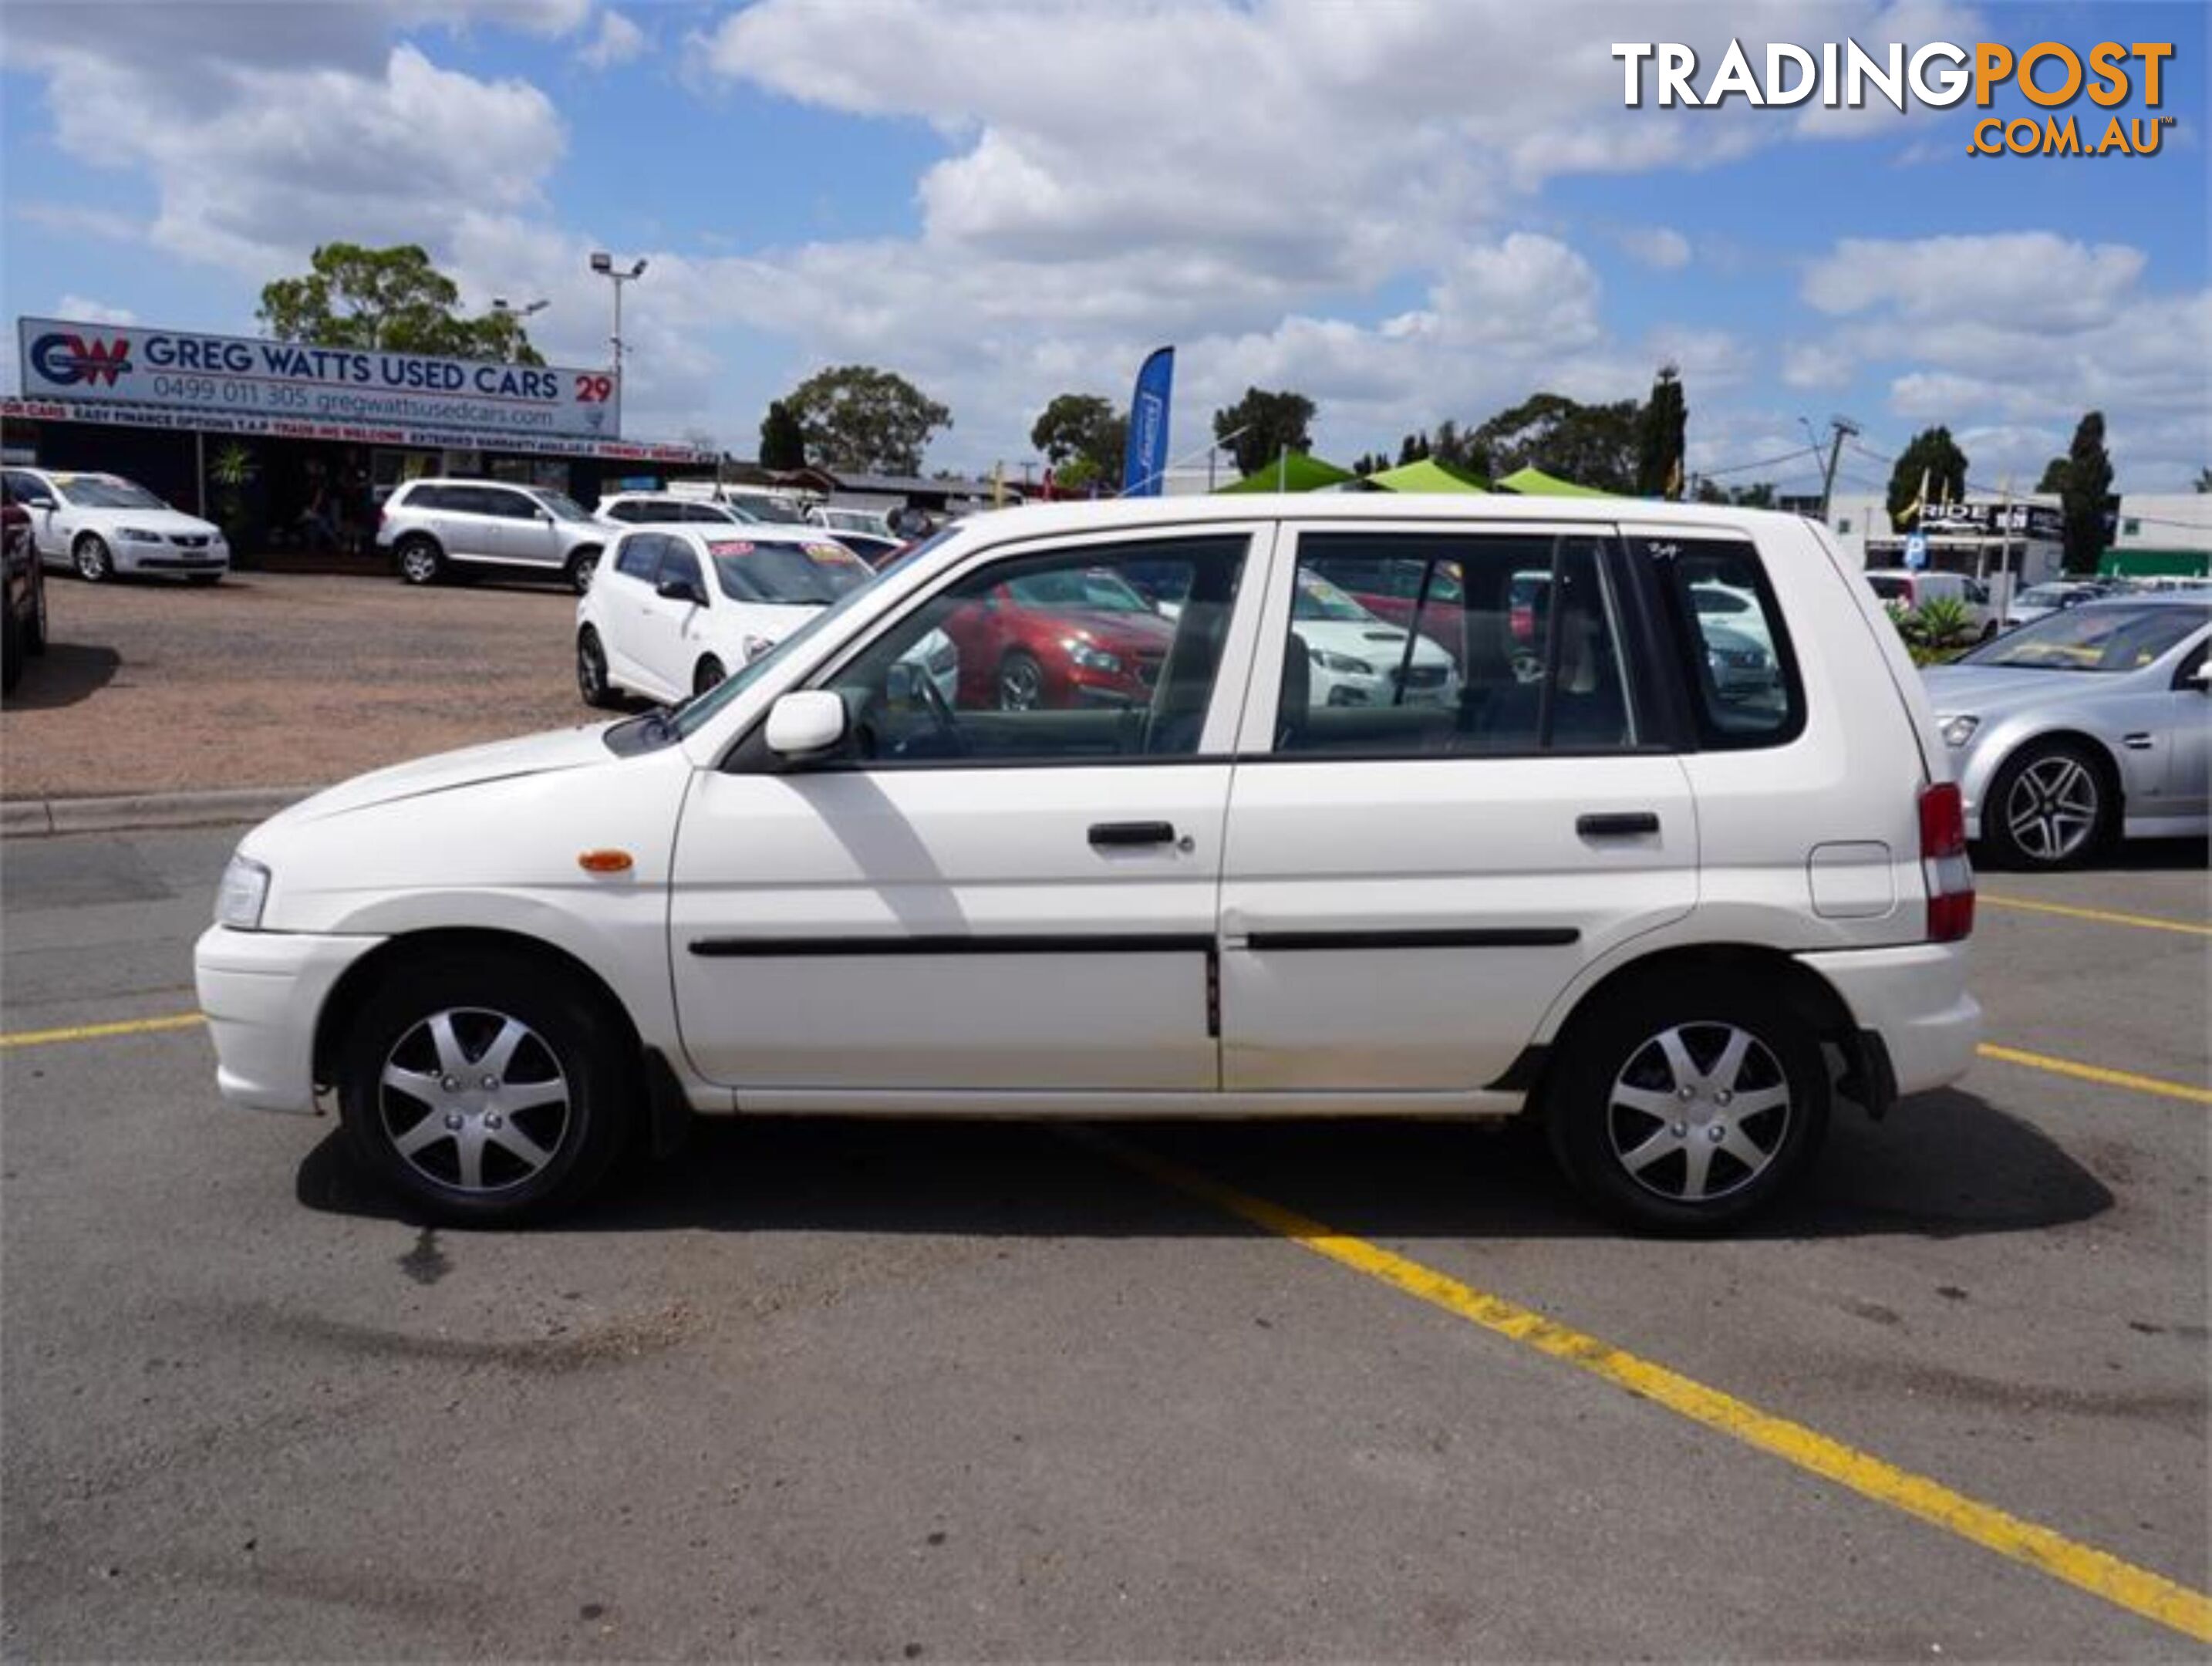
[578,849,634,875]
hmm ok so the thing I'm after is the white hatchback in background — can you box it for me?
[575,524,880,704]
[2,467,229,583]
[197,496,1979,1236]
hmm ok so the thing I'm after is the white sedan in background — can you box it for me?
[2,467,229,583]
[1290,569,1459,707]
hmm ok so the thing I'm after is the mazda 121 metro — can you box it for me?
[195,496,1981,1233]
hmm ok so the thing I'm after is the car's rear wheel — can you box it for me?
[1984,738,2110,870]
[1546,974,1828,1234]
[1,594,21,694]
[996,649,1044,711]
[336,950,629,1225]
[577,626,616,708]
[396,536,443,585]
[72,534,113,582]
[25,565,46,655]
[565,548,600,595]
[693,655,727,697]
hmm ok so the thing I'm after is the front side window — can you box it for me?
[658,541,705,597]
[481,488,542,521]
[815,535,1250,765]
[1273,532,1637,756]
[1651,537,1802,747]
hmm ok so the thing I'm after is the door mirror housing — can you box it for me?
[765,690,849,759]
[2189,661,2210,691]
[656,576,706,606]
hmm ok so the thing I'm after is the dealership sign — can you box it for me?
[17,316,620,442]
[1924,501,2064,541]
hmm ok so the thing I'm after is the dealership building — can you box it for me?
[2,315,719,553]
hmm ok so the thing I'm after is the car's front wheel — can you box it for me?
[1546,973,1828,1234]
[693,655,727,696]
[73,534,114,582]
[996,648,1045,710]
[576,626,616,708]
[565,548,600,595]
[1984,738,2110,870]
[336,950,629,1225]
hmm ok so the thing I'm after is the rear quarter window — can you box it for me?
[1644,536,1806,749]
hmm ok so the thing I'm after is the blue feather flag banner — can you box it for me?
[1119,346,1174,496]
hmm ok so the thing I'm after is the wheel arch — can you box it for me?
[1986,725,2126,821]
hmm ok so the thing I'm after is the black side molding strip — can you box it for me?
[1246,927,1579,951]
[689,932,1215,958]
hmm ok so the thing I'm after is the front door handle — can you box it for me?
[1089,821,1177,848]
[1577,811,1661,838]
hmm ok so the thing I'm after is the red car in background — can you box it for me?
[942,565,1175,710]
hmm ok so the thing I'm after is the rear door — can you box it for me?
[430,486,502,562]
[1218,521,1696,1093]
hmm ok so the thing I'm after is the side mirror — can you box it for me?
[2190,662,2210,691]
[765,690,849,758]
[656,577,705,606]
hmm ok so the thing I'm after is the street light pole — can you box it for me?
[488,297,548,363]
[588,252,648,379]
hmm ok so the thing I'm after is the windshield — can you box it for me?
[1292,572,1376,622]
[709,539,874,605]
[668,579,882,738]
[1007,567,1152,613]
[59,476,166,510]
[534,491,592,522]
[1961,603,2207,672]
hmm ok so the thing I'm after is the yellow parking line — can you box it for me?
[0,1012,206,1050]
[1976,1043,2212,1106]
[1980,894,2212,938]
[1084,1131,2212,1644]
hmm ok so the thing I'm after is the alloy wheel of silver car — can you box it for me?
[1605,1021,1791,1204]
[2003,754,2101,865]
[377,1007,571,1194]
[74,535,113,582]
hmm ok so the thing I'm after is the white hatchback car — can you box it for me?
[197,496,1980,1233]
[2,467,229,583]
[575,524,881,704]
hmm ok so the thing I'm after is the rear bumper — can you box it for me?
[1796,941,1981,1096]
[194,926,386,1113]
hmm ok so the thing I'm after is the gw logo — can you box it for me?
[30,332,133,386]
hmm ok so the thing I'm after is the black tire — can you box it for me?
[1,595,21,694]
[996,648,1045,711]
[72,534,113,583]
[1981,738,2112,871]
[396,535,443,586]
[565,548,601,595]
[25,565,46,655]
[693,655,727,697]
[1546,973,1829,1235]
[335,949,631,1226]
[577,626,617,709]
[186,573,223,587]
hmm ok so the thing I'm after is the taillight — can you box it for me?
[1919,781,1974,942]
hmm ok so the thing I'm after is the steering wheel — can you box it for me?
[911,663,970,757]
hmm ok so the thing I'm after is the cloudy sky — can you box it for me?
[2,0,2206,492]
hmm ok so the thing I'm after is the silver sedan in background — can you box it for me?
[1923,597,2209,870]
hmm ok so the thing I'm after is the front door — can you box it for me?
[668,527,1267,1094]
[1219,522,1698,1093]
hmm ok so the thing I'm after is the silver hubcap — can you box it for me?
[1607,1022,1791,1203]
[402,548,435,582]
[378,1007,569,1194]
[572,555,595,592]
[2005,754,2099,862]
[999,658,1041,710]
[77,541,106,578]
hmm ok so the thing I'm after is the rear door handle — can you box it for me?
[1577,811,1661,838]
[1089,821,1177,848]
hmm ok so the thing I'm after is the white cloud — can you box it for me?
[1782,340,1855,390]
[1803,234,2149,330]
[576,8,646,70]
[54,295,137,325]
[1619,226,1692,271]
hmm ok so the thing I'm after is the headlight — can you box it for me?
[1311,649,1374,676]
[1940,715,1980,748]
[119,527,166,543]
[214,855,271,930]
[1067,642,1121,673]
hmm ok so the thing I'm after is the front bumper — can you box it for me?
[1796,941,1981,1096]
[194,926,386,1114]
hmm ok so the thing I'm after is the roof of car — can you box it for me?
[959,492,1801,534]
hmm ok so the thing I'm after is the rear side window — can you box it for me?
[1647,537,1803,748]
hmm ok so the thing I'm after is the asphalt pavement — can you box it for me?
[2,826,2205,1660]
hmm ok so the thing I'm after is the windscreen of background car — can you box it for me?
[58,477,167,510]
[708,540,873,605]
[1961,603,2208,671]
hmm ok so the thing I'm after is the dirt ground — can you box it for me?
[1,569,599,799]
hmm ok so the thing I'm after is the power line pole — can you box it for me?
[1814,414,1860,524]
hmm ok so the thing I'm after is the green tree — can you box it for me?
[1028,393,1127,482]
[2193,466,2211,494]
[1885,427,1969,530]
[783,366,953,475]
[1693,476,1728,504]
[759,400,806,470]
[1634,365,1687,498]
[1430,418,1489,478]
[2057,410,2114,576]
[257,242,543,363]
[1729,481,1775,508]
[1350,451,1391,477]
[2035,457,2070,494]
[1396,431,1430,466]
[1213,387,1316,477]
[1472,392,1643,494]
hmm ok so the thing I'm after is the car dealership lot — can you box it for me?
[2,828,2204,1659]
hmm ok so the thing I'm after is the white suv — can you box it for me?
[197,497,1980,1233]
[377,478,608,592]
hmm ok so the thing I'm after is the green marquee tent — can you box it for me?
[1362,457,1489,493]
[1495,466,1613,498]
[1217,451,1357,494]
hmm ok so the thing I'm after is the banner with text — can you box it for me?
[15,316,620,442]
